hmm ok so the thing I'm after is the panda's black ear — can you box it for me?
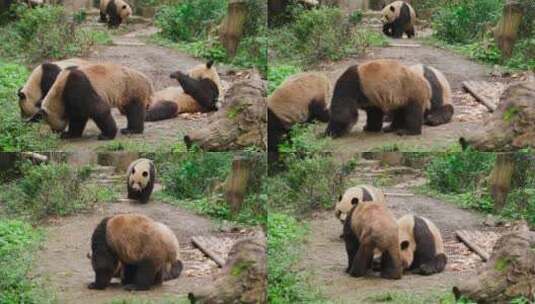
[206,60,214,69]
[338,194,342,201]
[351,197,359,206]
[26,109,46,123]
[390,6,395,12]
[401,240,410,250]
[17,88,25,100]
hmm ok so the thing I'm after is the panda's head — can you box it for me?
[18,87,42,119]
[334,186,366,222]
[381,1,402,23]
[128,159,153,192]
[399,234,415,269]
[187,61,222,92]
[116,0,132,22]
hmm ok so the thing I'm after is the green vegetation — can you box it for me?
[0,162,113,221]
[0,61,59,151]
[157,152,266,226]
[430,0,535,70]
[269,6,386,70]
[0,219,52,304]
[267,64,301,94]
[153,0,267,74]
[422,152,535,224]
[0,5,111,63]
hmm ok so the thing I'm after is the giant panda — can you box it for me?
[268,72,331,155]
[28,63,153,140]
[325,59,431,138]
[409,64,454,126]
[397,214,447,275]
[334,184,385,223]
[126,158,156,204]
[18,58,88,118]
[381,1,416,39]
[88,213,183,290]
[146,61,222,122]
[343,199,402,279]
[99,0,132,28]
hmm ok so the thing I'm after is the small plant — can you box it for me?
[267,64,301,94]
[348,10,363,25]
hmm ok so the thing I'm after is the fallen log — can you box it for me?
[455,230,490,262]
[192,236,226,267]
[463,80,497,112]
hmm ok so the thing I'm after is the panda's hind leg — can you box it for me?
[121,99,146,135]
[406,26,415,39]
[380,248,403,279]
[92,108,118,140]
[417,253,447,275]
[124,259,157,291]
[397,101,423,135]
[363,106,384,132]
[383,109,405,133]
[349,242,374,277]
[61,117,88,139]
[121,264,137,285]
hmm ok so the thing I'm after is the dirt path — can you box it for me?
[58,22,232,152]
[314,29,496,152]
[33,165,246,304]
[300,161,495,303]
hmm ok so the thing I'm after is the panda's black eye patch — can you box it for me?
[338,194,342,201]
[401,240,410,250]
[122,5,127,9]
[390,6,395,12]
[18,89,25,100]
[351,197,359,205]
[142,171,148,177]
[132,168,135,174]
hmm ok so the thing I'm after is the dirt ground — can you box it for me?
[313,33,499,152]
[300,161,497,303]
[33,165,250,304]
[57,21,235,152]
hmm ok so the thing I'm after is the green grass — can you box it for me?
[0,219,54,304]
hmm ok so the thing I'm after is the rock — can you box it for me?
[460,82,535,151]
[453,231,535,303]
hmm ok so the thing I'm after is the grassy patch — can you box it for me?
[0,219,54,304]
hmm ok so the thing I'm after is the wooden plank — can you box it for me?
[390,43,421,48]
[455,230,490,262]
[463,81,497,112]
[384,192,414,197]
[192,236,226,267]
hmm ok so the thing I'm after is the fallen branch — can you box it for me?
[21,152,48,163]
[463,81,497,112]
[384,192,414,197]
[456,230,490,262]
[192,236,226,267]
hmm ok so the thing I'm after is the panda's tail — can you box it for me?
[145,101,178,121]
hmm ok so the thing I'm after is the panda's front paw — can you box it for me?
[87,282,104,290]
[98,134,114,141]
[396,129,421,136]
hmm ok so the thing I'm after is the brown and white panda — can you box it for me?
[126,158,156,204]
[18,58,88,118]
[343,199,402,279]
[334,184,386,223]
[325,59,431,137]
[268,72,331,155]
[28,63,153,140]
[88,213,183,290]
[145,61,222,122]
[397,214,447,275]
[409,64,454,126]
[99,0,132,28]
[381,1,416,38]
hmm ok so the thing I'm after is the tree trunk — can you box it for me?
[184,72,267,151]
[493,0,524,59]
[225,155,252,215]
[489,153,515,212]
[453,230,535,303]
[219,0,248,58]
[188,232,267,304]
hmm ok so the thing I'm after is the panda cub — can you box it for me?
[409,64,454,126]
[28,63,153,140]
[126,158,156,204]
[325,59,431,137]
[334,184,385,223]
[146,61,222,122]
[99,0,132,28]
[18,58,88,118]
[398,214,447,275]
[381,1,416,38]
[89,213,183,290]
[343,198,402,279]
[268,72,331,155]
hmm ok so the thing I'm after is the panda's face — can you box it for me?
[18,88,41,118]
[129,163,150,191]
[382,4,398,23]
[188,61,220,86]
[399,234,415,269]
[334,189,362,222]
[117,1,132,21]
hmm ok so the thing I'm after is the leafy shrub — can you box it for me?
[278,124,329,155]
[155,0,227,42]
[267,64,301,94]
[1,162,100,220]
[348,10,363,25]
[0,61,58,151]
[0,5,110,63]
[0,219,52,304]
[432,0,502,44]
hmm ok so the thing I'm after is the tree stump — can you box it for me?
[188,232,267,304]
[460,82,535,151]
[489,153,515,212]
[219,0,247,58]
[453,231,535,303]
[493,0,524,59]
[225,156,252,215]
[184,72,267,151]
